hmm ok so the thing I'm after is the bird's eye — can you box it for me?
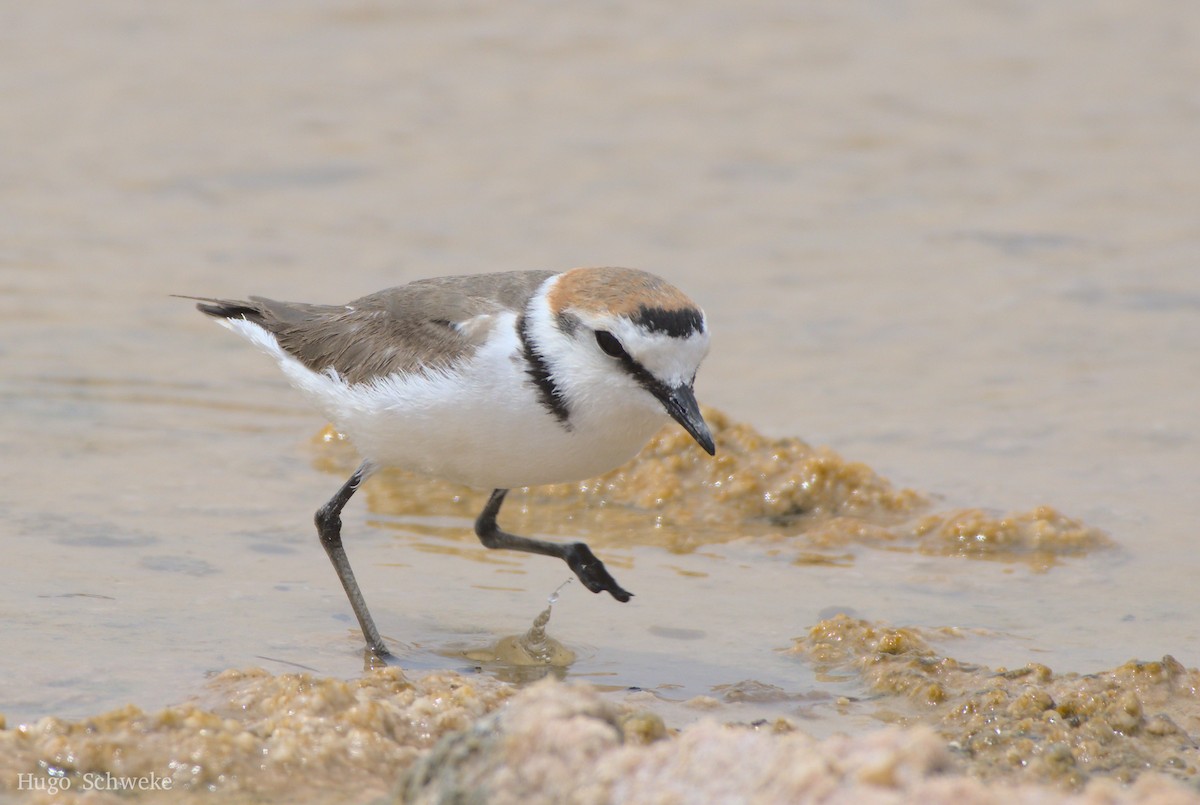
[595,330,628,359]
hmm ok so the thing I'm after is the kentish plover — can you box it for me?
[188,267,715,657]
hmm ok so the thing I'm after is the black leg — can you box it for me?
[315,462,390,657]
[474,489,632,602]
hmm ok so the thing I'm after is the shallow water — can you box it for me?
[2,0,1199,793]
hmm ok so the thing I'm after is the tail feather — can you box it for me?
[196,300,261,321]
[173,294,265,324]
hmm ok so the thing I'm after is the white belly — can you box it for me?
[226,317,668,489]
[337,367,667,489]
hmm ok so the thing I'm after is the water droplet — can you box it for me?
[548,577,574,606]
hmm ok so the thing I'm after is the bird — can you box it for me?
[186,267,715,658]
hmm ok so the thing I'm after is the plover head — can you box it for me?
[538,266,715,455]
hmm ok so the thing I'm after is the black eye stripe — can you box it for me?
[594,329,669,401]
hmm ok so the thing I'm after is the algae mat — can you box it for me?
[3,411,1197,802]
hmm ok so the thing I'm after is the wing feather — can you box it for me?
[192,270,555,384]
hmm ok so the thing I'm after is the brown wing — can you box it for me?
[194,270,555,385]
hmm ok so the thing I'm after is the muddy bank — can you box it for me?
[399,679,1200,805]
[0,668,510,804]
[3,669,1198,804]
[793,615,1200,791]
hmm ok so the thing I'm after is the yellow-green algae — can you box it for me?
[0,668,510,803]
[313,406,1108,567]
[4,668,1197,804]
[911,506,1111,566]
[535,406,926,524]
[793,614,1200,790]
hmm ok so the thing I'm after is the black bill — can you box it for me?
[655,382,716,455]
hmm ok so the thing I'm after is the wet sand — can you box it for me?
[3,0,1200,801]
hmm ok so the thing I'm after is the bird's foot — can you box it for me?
[565,543,633,602]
